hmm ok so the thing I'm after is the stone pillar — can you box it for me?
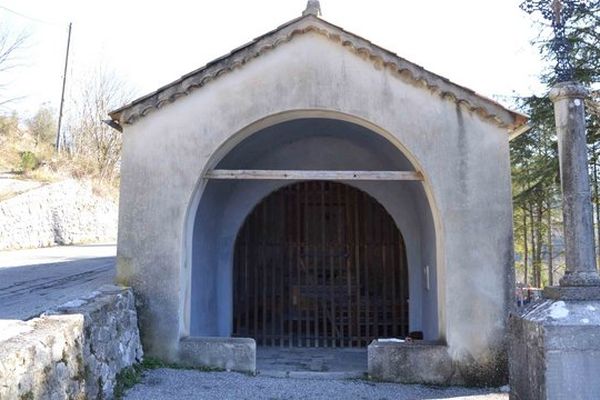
[551,82,600,288]
[509,82,600,399]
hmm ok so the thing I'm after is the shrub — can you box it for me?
[19,151,39,172]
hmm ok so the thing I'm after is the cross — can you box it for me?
[519,0,593,81]
[303,0,322,16]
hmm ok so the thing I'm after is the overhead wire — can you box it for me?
[0,4,65,27]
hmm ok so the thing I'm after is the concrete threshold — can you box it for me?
[257,369,366,380]
[256,346,367,380]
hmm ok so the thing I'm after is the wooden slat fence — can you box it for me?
[233,181,409,348]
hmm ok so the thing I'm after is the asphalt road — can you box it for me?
[0,244,116,320]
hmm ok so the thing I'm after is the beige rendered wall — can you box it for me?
[116,32,514,383]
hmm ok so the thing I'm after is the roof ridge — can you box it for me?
[109,15,527,134]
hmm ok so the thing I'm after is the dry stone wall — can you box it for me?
[0,285,143,400]
[0,180,117,251]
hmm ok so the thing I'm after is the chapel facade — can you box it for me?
[109,3,527,385]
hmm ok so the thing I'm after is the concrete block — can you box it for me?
[368,340,456,385]
[178,337,256,373]
[509,299,600,400]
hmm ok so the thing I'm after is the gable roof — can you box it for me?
[108,13,528,137]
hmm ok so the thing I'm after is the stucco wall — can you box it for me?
[116,31,514,383]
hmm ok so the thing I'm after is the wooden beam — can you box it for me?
[204,170,423,181]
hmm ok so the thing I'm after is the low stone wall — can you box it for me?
[0,285,143,400]
[0,179,118,251]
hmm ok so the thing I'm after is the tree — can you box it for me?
[0,23,28,107]
[69,68,133,182]
[511,94,560,287]
[27,105,55,146]
[512,1,600,288]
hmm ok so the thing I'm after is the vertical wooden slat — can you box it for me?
[234,232,239,334]
[297,183,302,347]
[345,184,353,348]
[397,228,405,337]
[243,221,249,336]
[371,200,379,340]
[312,182,321,347]
[364,192,371,345]
[354,188,362,347]
[319,181,327,347]
[280,189,285,347]
[400,237,408,336]
[271,193,278,346]
[380,206,388,338]
[261,201,268,346]
[286,187,298,348]
[332,182,342,347]
[304,182,310,347]
[253,208,259,342]
[390,217,398,338]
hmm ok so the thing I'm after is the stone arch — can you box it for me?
[182,110,444,342]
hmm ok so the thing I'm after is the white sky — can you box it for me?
[0,0,548,118]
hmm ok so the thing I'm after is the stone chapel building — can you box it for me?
[108,2,528,385]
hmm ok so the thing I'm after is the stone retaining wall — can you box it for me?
[0,179,118,251]
[0,285,143,400]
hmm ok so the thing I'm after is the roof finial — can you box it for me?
[303,0,322,17]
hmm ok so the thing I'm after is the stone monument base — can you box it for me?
[509,298,600,399]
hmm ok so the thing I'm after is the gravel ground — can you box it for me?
[124,369,508,400]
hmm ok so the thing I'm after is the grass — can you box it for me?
[114,363,145,400]
[113,357,225,399]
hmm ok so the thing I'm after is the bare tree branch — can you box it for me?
[0,23,29,106]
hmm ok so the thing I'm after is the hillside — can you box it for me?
[0,113,120,250]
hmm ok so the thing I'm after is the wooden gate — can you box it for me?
[232,181,409,348]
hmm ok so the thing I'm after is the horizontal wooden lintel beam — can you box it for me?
[204,170,423,181]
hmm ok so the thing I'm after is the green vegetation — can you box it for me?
[114,363,145,400]
[142,356,223,372]
[19,151,39,172]
[113,357,224,399]
[511,3,600,288]
[18,391,33,400]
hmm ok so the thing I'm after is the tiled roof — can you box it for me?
[109,14,528,135]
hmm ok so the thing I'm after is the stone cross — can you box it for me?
[520,0,600,298]
[303,0,322,16]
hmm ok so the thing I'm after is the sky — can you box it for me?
[0,0,549,118]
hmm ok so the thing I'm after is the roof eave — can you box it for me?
[109,14,528,134]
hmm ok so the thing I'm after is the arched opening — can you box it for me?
[233,181,409,348]
[188,116,439,344]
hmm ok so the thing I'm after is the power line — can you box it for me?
[0,4,63,26]
[55,22,72,152]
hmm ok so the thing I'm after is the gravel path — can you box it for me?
[124,369,508,400]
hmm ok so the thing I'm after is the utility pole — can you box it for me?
[55,22,72,152]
